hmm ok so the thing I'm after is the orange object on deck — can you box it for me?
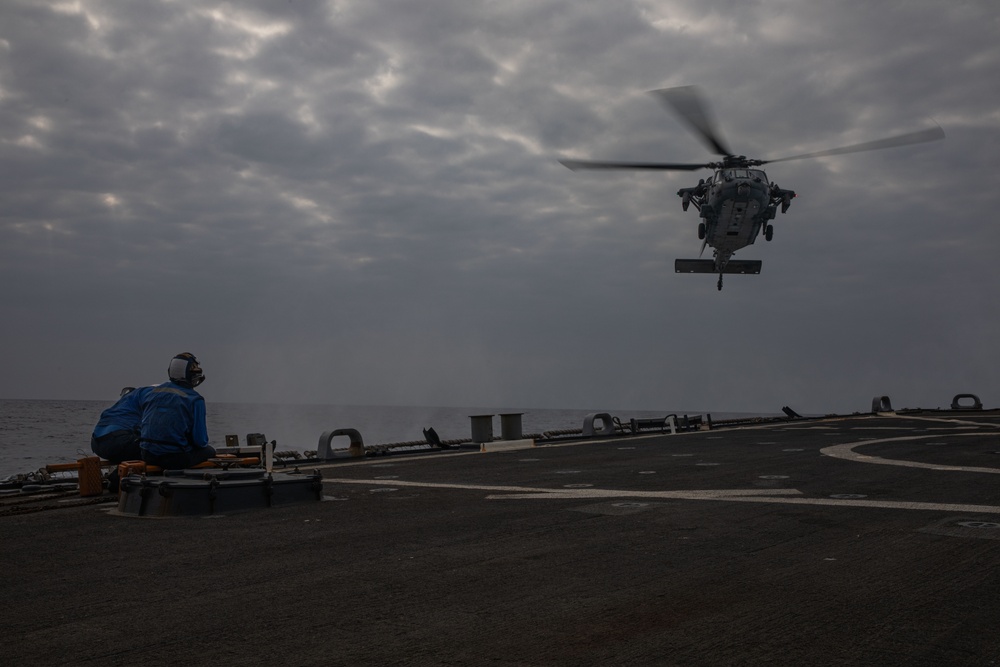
[117,456,260,476]
[78,456,104,497]
[118,460,147,478]
[46,455,265,498]
[45,461,99,473]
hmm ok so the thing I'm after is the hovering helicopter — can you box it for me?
[560,86,944,290]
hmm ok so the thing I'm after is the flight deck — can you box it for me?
[3,410,999,665]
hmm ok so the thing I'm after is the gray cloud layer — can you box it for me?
[2,0,998,413]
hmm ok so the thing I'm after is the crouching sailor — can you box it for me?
[139,353,216,470]
[91,386,148,464]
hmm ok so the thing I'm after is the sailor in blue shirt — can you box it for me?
[91,386,150,464]
[139,353,216,470]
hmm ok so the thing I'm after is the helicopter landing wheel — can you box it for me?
[765,224,773,241]
[717,275,723,291]
[698,222,706,240]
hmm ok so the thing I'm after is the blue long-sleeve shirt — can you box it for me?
[92,387,152,439]
[138,382,209,455]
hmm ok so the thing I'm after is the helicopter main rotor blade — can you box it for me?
[559,159,710,171]
[650,86,732,157]
[761,125,945,164]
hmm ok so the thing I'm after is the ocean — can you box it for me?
[0,399,765,479]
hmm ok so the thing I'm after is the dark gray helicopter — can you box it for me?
[560,86,944,290]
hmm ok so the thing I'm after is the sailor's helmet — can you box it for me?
[168,352,205,388]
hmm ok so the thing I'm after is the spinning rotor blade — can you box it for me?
[650,86,732,157]
[762,125,945,164]
[560,159,710,172]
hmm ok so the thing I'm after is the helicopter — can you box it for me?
[560,86,944,290]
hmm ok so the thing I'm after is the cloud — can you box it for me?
[1,0,998,414]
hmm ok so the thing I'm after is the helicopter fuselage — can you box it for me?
[678,167,795,264]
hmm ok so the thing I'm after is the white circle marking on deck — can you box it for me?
[821,432,1000,474]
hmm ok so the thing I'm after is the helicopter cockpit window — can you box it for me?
[732,169,750,179]
[749,169,766,182]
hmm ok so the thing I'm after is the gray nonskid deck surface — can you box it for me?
[3,412,1000,666]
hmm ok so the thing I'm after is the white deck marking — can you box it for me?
[850,427,922,430]
[782,426,836,430]
[325,478,802,498]
[821,432,1000,474]
[890,414,998,429]
[319,416,1000,515]
[323,477,1000,514]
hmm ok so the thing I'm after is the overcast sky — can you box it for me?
[1,0,998,415]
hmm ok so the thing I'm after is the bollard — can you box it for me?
[317,429,365,459]
[951,394,983,410]
[499,413,524,441]
[582,413,616,437]
[470,415,495,443]
[871,396,893,413]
